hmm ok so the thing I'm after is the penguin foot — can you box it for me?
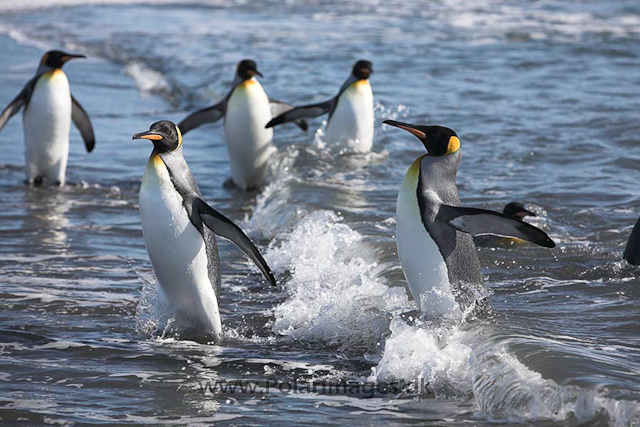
[222,178,236,190]
[33,176,44,186]
[223,178,260,192]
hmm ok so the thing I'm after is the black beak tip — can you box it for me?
[65,54,86,61]
[383,119,403,127]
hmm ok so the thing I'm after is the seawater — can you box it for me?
[0,0,639,425]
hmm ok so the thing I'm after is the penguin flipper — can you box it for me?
[71,95,95,152]
[269,99,308,131]
[265,99,333,129]
[439,205,555,248]
[623,216,640,265]
[178,100,225,135]
[0,77,36,133]
[195,198,277,286]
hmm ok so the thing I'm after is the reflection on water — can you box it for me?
[22,187,71,251]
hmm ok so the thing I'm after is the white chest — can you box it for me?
[326,80,374,153]
[224,78,273,149]
[24,70,72,136]
[223,78,276,189]
[139,157,191,245]
[396,158,458,316]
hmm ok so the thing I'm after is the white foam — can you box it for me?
[265,210,410,352]
[370,316,473,397]
[135,271,163,335]
[241,148,301,240]
[0,24,51,50]
[123,61,171,95]
[473,344,640,424]
[370,317,640,424]
[136,269,225,341]
[445,1,640,42]
[0,0,226,12]
[135,271,193,338]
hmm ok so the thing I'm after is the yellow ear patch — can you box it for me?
[175,125,182,150]
[447,136,460,154]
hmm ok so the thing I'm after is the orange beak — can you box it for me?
[132,131,163,141]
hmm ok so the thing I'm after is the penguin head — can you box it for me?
[383,120,460,156]
[41,50,86,69]
[236,59,263,80]
[352,60,373,80]
[503,202,536,219]
[133,120,182,153]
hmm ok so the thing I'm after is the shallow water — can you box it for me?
[0,0,639,425]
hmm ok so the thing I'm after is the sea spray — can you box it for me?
[265,210,408,352]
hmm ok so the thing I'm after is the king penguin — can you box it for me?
[178,59,306,191]
[0,50,95,186]
[474,202,538,247]
[134,120,276,336]
[266,60,374,154]
[384,120,555,316]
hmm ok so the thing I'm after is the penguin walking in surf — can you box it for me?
[384,120,555,316]
[266,60,374,154]
[0,50,95,186]
[178,59,306,191]
[134,120,275,336]
[474,202,539,247]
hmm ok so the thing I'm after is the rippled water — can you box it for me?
[0,0,639,425]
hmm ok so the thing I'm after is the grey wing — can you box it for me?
[71,94,95,152]
[269,99,308,131]
[0,77,37,133]
[473,235,500,247]
[439,205,555,248]
[265,98,334,129]
[194,198,277,286]
[624,216,640,265]
[178,99,226,135]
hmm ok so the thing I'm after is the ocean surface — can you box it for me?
[0,0,639,425]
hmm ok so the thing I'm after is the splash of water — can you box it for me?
[265,210,408,353]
